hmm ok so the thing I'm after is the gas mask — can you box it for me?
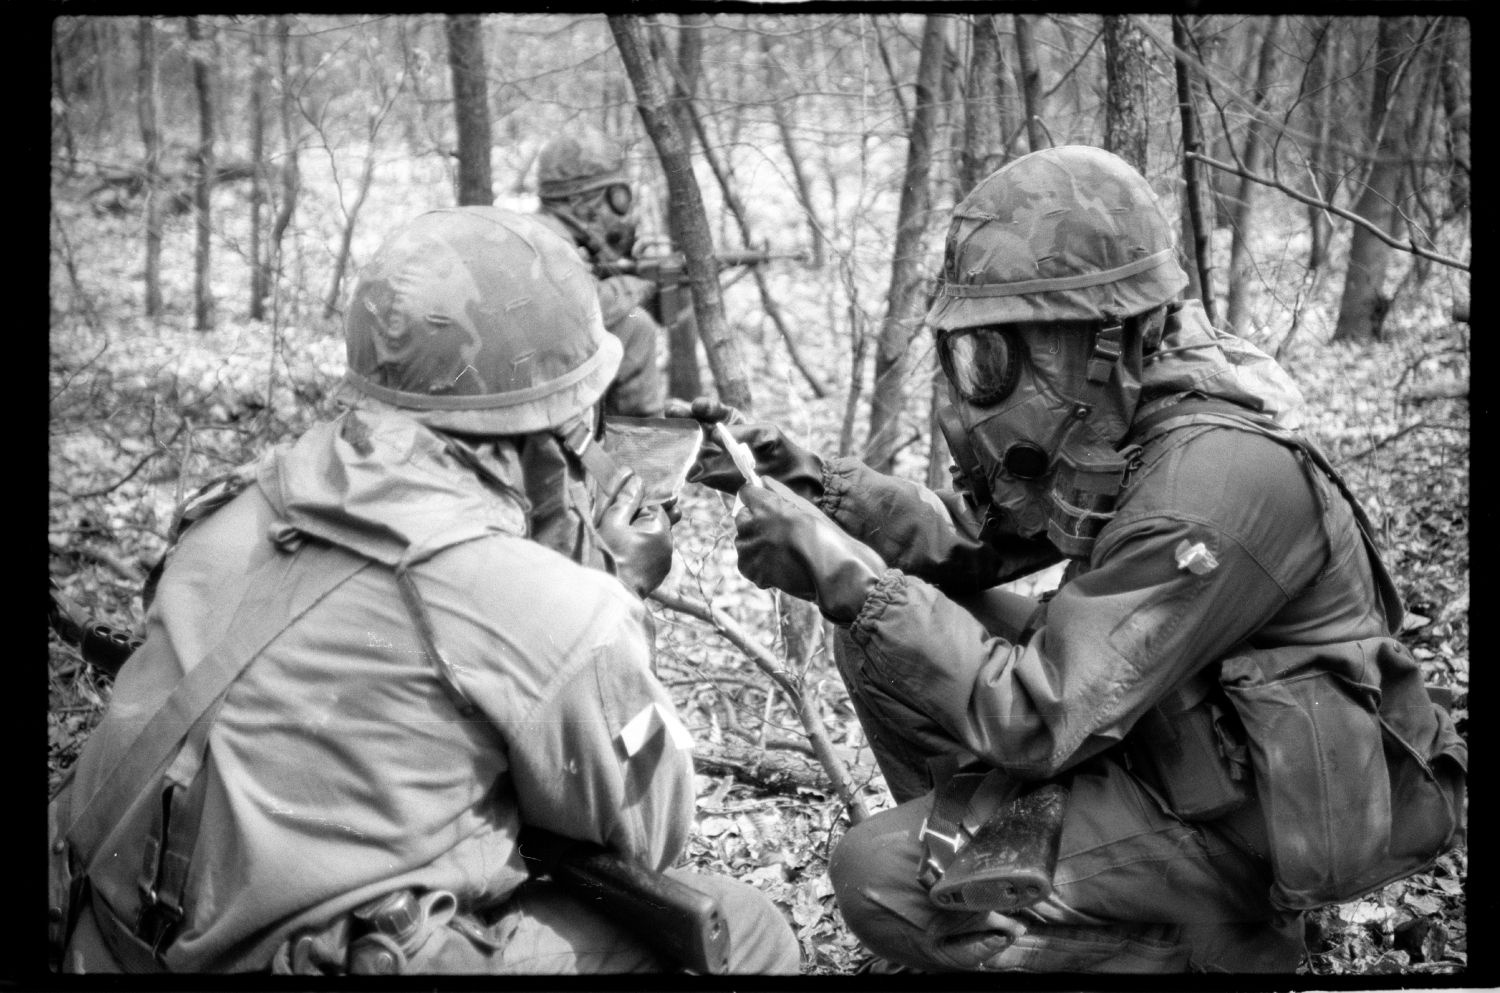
[546,184,638,262]
[937,314,1153,560]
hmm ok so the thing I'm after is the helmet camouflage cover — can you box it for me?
[926,145,1188,330]
[341,206,622,436]
[537,128,629,200]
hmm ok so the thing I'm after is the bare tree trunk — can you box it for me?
[1334,16,1415,343]
[762,33,827,269]
[676,14,705,92]
[51,26,77,175]
[993,22,1022,161]
[1304,18,1335,270]
[249,20,269,320]
[1014,14,1046,152]
[867,15,947,475]
[261,17,300,316]
[1172,15,1215,321]
[1438,18,1470,218]
[187,16,215,331]
[610,15,752,413]
[323,143,378,319]
[1103,14,1150,172]
[873,18,911,134]
[646,18,706,400]
[446,14,493,206]
[958,15,1006,194]
[1224,16,1281,335]
[136,17,163,318]
[658,39,828,399]
[1190,19,1239,225]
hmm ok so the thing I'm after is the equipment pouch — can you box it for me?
[1127,672,1252,822]
[1220,636,1466,911]
[272,889,506,976]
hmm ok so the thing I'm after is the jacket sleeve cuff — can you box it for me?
[850,567,907,641]
[817,455,863,521]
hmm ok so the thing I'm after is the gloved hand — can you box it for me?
[596,474,674,598]
[734,478,886,623]
[668,396,824,501]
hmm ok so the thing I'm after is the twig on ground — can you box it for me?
[1339,422,1468,464]
[71,543,147,586]
[651,588,871,822]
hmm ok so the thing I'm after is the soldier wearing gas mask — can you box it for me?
[678,146,1464,972]
[533,128,665,418]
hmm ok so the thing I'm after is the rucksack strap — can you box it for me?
[1129,399,1404,631]
[66,540,372,873]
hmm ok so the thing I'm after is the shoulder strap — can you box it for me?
[1129,399,1404,631]
[66,541,371,867]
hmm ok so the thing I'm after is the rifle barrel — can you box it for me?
[595,249,808,280]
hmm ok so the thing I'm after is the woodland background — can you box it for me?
[48,12,1470,977]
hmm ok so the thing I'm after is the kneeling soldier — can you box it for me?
[49,207,799,975]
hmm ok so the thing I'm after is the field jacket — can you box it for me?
[57,409,693,971]
[816,304,1464,908]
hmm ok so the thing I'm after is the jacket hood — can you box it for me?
[255,409,528,569]
[1139,299,1305,427]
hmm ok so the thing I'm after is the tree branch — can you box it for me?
[1186,151,1469,273]
[651,589,870,822]
[1339,421,1467,464]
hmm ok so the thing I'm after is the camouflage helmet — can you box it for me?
[537,128,629,200]
[341,206,622,436]
[925,145,1187,330]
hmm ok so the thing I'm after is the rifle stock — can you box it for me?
[519,828,731,974]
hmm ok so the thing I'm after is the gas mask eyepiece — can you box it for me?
[603,183,633,217]
[937,326,1024,407]
[1002,442,1049,480]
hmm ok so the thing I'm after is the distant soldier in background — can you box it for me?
[533,128,665,418]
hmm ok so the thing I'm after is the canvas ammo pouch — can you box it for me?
[1219,635,1466,911]
[271,889,506,975]
[1125,670,1252,822]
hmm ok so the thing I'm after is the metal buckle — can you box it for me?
[136,884,184,954]
[917,814,972,889]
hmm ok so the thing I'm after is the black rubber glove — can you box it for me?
[734,478,885,623]
[597,474,674,598]
[669,396,825,501]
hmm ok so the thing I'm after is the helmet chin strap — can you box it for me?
[1085,313,1125,385]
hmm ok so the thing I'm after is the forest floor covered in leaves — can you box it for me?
[49,189,1468,976]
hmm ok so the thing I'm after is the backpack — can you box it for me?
[1132,399,1466,911]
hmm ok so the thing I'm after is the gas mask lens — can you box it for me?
[938,326,1023,407]
[604,183,633,217]
[1002,442,1050,480]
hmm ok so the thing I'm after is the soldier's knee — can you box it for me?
[828,806,927,945]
